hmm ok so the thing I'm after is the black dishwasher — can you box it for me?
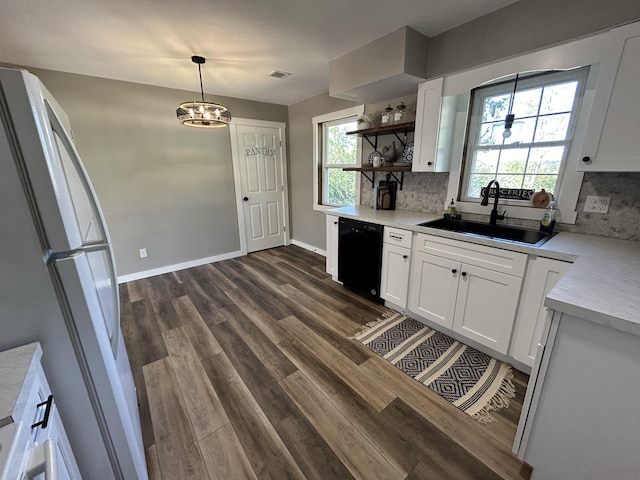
[338,217,384,303]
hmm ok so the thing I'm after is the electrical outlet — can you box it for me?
[139,248,148,258]
[583,195,611,213]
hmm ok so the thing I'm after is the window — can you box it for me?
[461,68,589,203]
[313,106,363,210]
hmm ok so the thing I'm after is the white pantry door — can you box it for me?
[231,120,288,253]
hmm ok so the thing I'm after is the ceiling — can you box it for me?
[0,0,519,105]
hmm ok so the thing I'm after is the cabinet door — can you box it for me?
[325,215,339,278]
[408,251,459,330]
[380,243,411,308]
[412,78,445,172]
[453,264,522,354]
[510,257,570,367]
[579,22,640,171]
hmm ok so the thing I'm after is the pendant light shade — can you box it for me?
[176,56,231,128]
[502,73,519,139]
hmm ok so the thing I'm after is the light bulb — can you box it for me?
[502,128,512,139]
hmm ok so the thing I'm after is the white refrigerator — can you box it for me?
[0,67,147,479]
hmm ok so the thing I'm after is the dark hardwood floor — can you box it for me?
[120,245,532,480]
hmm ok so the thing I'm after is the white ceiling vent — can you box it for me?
[268,70,292,79]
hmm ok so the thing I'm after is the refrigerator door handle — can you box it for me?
[45,100,111,244]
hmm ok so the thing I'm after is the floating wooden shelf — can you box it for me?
[343,165,412,173]
[343,165,411,189]
[346,121,415,137]
[346,121,415,150]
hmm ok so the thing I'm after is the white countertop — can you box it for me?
[0,343,42,427]
[328,206,640,336]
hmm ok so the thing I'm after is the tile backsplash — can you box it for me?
[359,172,640,241]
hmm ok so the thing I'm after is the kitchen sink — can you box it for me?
[418,218,553,246]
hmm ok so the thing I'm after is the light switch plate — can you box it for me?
[584,195,611,213]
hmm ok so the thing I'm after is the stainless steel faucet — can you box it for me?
[480,179,505,225]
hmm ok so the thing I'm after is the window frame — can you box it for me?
[312,105,364,211]
[460,68,589,207]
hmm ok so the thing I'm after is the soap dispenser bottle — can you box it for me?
[540,201,557,233]
[446,198,457,217]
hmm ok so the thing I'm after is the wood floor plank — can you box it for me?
[277,411,356,480]
[215,304,298,381]
[181,276,230,324]
[126,279,147,303]
[280,370,403,480]
[280,315,396,412]
[207,274,289,344]
[172,296,223,358]
[202,352,307,480]
[163,327,229,440]
[383,398,503,480]
[128,299,168,365]
[145,445,162,480]
[205,317,297,424]
[359,352,532,480]
[278,337,426,477]
[199,424,259,480]
[279,283,362,336]
[142,275,183,332]
[143,357,209,480]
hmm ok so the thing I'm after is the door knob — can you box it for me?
[243,196,249,201]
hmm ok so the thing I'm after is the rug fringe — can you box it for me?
[471,369,516,424]
[349,310,397,339]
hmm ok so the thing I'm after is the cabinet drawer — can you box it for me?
[384,227,412,248]
[414,233,527,277]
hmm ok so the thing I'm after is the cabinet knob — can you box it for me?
[451,269,457,274]
[461,272,467,277]
[427,161,433,166]
[403,255,408,260]
[334,221,338,225]
[582,156,591,163]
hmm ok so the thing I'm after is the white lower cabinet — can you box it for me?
[510,256,571,367]
[325,214,339,279]
[0,343,81,480]
[380,227,412,308]
[408,234,526,355]
[407,251,459,328]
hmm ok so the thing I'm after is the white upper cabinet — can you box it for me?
[579,22,640,171]
[412,78,456,172]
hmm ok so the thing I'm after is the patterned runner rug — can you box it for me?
[354,312,515,423]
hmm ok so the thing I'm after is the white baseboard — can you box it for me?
[117,250,244,284]
[290,239,326,257]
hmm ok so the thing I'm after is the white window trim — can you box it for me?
[441,31,608,224]
[460,68,589,208]
[312,105,364,212]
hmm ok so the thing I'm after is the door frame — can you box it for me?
[229,118,290,255]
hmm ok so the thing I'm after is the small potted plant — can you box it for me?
[357,113,374,129]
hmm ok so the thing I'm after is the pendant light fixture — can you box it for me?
[502,73,519,139]
[176,55,231,128]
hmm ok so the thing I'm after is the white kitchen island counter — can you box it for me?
[328,206,640,338]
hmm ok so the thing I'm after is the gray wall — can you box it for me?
[29,68,287,276]
[287,93,358,248]
[427,0,640,78]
